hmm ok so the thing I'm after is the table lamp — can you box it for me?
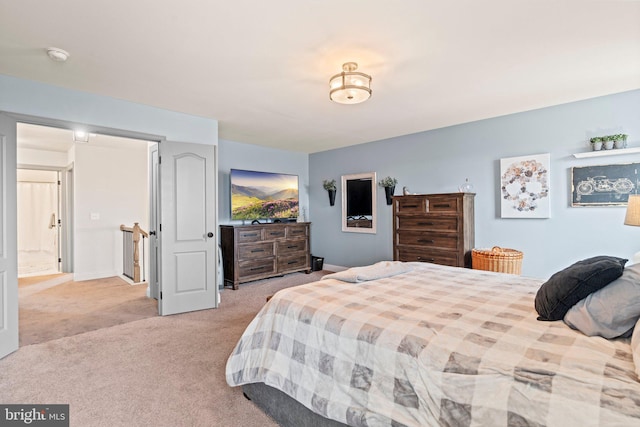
[624,194,640,263]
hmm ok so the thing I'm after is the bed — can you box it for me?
[226,261,640,426]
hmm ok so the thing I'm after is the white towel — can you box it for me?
[322,261,413,283]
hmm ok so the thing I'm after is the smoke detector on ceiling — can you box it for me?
[46,47,70,62]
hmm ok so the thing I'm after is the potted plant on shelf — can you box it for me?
[378,176,398,205]
[603,135,614,150]
[621,134,629,148]
[613,133,629,149]
[590,137,603,151]
[323,179,337,206]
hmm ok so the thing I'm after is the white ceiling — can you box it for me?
[17,123,151,153]
[1,0,639,153]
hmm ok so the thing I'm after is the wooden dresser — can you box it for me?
[393,193,475,268]
[220,222,311,289]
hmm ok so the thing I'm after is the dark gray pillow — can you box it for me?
[535,256,627,321]
[564,263,640,338]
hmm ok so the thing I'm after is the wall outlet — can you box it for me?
[90,213,100,220]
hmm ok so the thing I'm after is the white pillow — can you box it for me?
[564,263,640,338]
[632,317,640,379]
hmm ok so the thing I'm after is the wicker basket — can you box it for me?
[472,246,523,275]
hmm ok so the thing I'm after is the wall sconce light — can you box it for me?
[329,62,372,105]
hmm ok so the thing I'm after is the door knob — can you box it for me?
[207,232,214,238]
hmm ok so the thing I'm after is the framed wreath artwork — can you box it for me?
[500,153,550,218]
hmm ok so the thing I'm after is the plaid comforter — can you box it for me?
[226,262,640,427]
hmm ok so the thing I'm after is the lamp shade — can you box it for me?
[329,62,372,104]
[624,194,640,226]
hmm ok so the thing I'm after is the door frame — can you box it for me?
[16,165,70,274]
[10,113,164,290]
[2,111,218,356]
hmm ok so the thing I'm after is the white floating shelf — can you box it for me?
[573,147,640,159]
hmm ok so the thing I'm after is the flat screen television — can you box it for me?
[346,179,373,217]
[230,169,299,221]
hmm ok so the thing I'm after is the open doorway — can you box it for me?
[17,168,60,277]
[16,122,158,346]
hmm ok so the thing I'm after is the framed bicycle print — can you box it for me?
[571,162,639,207]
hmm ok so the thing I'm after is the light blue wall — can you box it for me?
[0,74,217,144]
[309,90,640,279]
[217,139,309,224]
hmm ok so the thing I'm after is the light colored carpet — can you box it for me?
[19,275,157,346]
[2,270,330,427]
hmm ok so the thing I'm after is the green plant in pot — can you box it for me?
[590,136,603,151]
[614,133,628,149]
[602,135,614,150]
[378,176,398,205]
[323,179,337,206]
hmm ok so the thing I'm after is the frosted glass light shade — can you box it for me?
[329,62,372,104]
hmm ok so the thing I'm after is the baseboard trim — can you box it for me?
[323,264,347,272]
[73,271,119,282]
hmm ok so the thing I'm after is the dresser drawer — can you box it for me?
[396,216,458,231]
[265,228,286,240]
[238,242,274,260]
[277,254,308,272]
[395,197,427,213]
[426,196,460,213]
[396,246,458,266]
[237,228,264,243]
[286,224,308,238]
[277,239,307,255]
[397,231,458,249]
[238,258,276,279]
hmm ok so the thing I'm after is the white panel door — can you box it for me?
[158,141,217,315]
[0,113,18,359]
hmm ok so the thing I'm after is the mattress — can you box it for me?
[226,262,640,426]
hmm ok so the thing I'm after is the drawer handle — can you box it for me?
[417,222,434,226]
[287,245,298,249]
[433,203,451,208]
[250,266,266,272]
[250,249,265,253]
[403,204,419,208]
[269,232,282,236]
[417,239,435,244]
[244,233,258,237]
[287,260,298,265]
[417,256,435,262]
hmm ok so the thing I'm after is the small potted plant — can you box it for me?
[613,134,625,149]
[323,179,337,206]
[603,135,614,150]
[590,136,603,151]
[378,176,398,205]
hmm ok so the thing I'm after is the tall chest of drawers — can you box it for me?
[220,222,311,289]
[393,193,475,268]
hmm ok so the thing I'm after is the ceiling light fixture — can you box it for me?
[46,47,70,62]
[72,130,89,143]
[329,62,372,104]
